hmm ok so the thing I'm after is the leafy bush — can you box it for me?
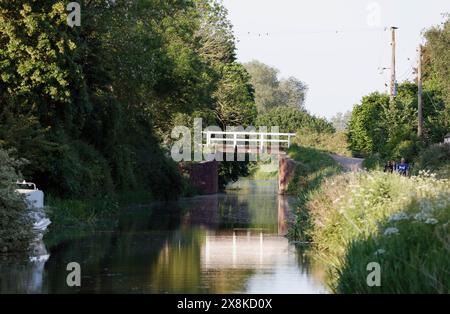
[347,83,447,159]
[256,107,334,133]
[416,143,450,178]
[362,153,383,170]
[296,171,450,293]
[42,140,114,199]
[0,148,33,253]
[296,129,351,156]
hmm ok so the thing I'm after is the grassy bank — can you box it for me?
[45,171,203,229]
[286,144,341,240]
[46,194,125,229]
[297,171,450,293]
[43,190,157,248]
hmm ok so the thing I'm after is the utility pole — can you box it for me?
[390,27,398,102]
[417,44,423,137]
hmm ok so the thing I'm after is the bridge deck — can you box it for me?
[207,144,288,155]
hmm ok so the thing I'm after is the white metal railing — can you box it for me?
[203,131,296,152]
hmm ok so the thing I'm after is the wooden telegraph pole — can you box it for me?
[390,27,398,102]
[417,44,423,138]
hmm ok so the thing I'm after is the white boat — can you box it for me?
[15,181,51,232]
[14,181,51,263]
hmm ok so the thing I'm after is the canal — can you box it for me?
[0,179,327,293]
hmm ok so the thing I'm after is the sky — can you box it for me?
[222,0,449,119]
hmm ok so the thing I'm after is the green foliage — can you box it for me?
[256,107,334,133]
[361,153,383,170]
[330,111,352,132]
[416,143,450,178]
[348,17,450,162]
[0,148,33,252]
[46,194,120,228]
[347,92,389,157]
[348,82,447,160]
[286,145,341,241]
[296,129,351,156]
[248,159,278,180]
[244,60,280,112]
[0,0,258,203]
[299,171,450,293]
[214,62,257,127]
[218,147,253,189]
[286,144,341,195]
[423,16,450,109]
[277,77,307,110]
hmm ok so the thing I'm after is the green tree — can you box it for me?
[244,60,280,112]
[422,15,450,140]
[278,77,307,110]
[214,62,257,128]
[330,111,352,132]
[256,107,334,134]
[0,148,32,253]
[244,60,308,113]
[423,15,450,107]
[347,82,446,160]
[347,92,389,157]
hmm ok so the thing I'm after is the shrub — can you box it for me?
[362,153,383,170]
[416,143,450,178]
[256,107,334,133]
[42,140,114,199]
[296,129,351,156]
[0,148,33,253]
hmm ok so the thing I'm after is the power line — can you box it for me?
[236,26,389,38]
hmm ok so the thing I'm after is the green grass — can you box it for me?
[300,171,450,293]
[286,144,341,241]
[45,195,121,228]
[45,188,157,229]
[43,190,155,247]
[248,159,278,180]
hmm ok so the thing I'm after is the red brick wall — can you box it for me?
[278,156,298,194]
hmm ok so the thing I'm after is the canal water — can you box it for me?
[0,179,327,293]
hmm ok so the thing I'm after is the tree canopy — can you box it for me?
[244,60,308,112]
[0,0,257,199]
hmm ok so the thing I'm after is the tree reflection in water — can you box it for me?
[0,179,327,293]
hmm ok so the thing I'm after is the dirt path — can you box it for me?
[330,154,364,172]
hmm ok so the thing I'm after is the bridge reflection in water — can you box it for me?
[203,231,290,269]
[0,179,327,294]
[202,195,292,269]
[151,179,327,293]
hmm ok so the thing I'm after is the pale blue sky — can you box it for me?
[222,0,449,119]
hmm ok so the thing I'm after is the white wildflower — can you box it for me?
[419,200,433,213]
[425,218,438,225]
[414,212,430,222]
[388,212,409,222]
[374,249,385,256]
[383,227,399,236]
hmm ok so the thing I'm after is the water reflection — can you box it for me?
[0,179,327,293]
